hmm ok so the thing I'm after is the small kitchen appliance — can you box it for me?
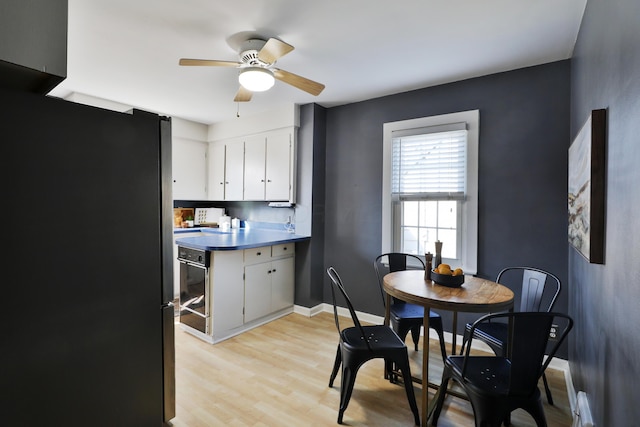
[194,207,225,226]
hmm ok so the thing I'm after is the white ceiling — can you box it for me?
[49,0,587,125]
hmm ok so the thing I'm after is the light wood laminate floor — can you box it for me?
[168,312,572,427]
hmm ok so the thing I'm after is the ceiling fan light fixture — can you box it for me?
[238,67,275,92]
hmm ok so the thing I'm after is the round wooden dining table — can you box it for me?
[383,270,515,426]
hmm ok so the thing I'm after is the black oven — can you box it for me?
[177,246,209,334]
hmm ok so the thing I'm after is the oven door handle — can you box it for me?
[178,259,207,269]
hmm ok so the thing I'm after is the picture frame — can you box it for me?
[568,109,606,264]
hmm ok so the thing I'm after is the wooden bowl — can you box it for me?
[431,270,465,288]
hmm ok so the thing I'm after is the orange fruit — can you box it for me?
[437,264,452,275]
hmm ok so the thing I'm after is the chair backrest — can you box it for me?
[461,311,573,395]
[496,266,561,313]
[374,253,425,306]
[327,266,372,351]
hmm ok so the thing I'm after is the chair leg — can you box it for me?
[329,345,342,387]
[385,358,398,383]
[431,367,451,426]
[521,394,548,427]
[542,372,554,405]
[465,393,505,427]
[429,315,448,362]
[410,324,421,351]
[503,412,511,426]
[338,365,359,424]
[398,358,420,426]
[391,318,413,347]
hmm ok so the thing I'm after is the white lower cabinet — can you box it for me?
[244,243,295,323]
[207,243,295,343]
[271,257,295,312]
[244,261,274,322]
[210,250,245,334]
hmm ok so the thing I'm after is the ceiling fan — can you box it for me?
[179,37,325,102]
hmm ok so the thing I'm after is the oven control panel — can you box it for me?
[177,246,209,267]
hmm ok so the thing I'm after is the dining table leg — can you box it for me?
[421,307,430,427]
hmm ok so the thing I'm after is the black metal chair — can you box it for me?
[326,267,420,426]
[431,311,573,427]
[374,253,447,363]
[460,266,561,404]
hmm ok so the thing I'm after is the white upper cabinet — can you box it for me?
[207,139,244,201]
[207,142,226,201]
[243,135,267,200]
[225,141,245,200]
[207,128,296,202]
[172,138,207,200]
[243,130,293,201]
[265,130,293,201]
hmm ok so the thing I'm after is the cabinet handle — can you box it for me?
[267,179,272,182]
[267,269,272,274]
[261,179,265,182]
[272,268,276,273]
[219,182,224,185]
[256,252,261,256]
[283,247,288,251]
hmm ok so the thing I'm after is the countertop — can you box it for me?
[174,226,309,251]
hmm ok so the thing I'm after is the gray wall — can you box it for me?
[321,60,571,356]
[295,103,327,308]
[569,0,640,424]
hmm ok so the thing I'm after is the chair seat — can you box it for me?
[341,325,407,351]
[390,302,441,321]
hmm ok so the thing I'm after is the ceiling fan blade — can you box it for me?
[273,69,325,96]
[234,86,252,102]
[258,38,294,64]
[179,58,240,67]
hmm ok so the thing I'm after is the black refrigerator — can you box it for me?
[1,86,175,426]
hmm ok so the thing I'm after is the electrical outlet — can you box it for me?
[549,324,558,341]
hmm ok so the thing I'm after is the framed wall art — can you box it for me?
[568,109,606,264]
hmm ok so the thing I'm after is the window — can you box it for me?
[382,110,479,274]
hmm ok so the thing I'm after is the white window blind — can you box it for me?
[391,123,467,200]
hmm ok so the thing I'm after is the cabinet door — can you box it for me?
[225,142,244,200]
[271,256,295,312]
[244,136,266,200]
[211,251,245,333]
[207,142,225,201]
[265,133,292,201]
[172,139,207,200]
[244,262,273,322]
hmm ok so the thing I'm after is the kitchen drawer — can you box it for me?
[272,243,294,258]
[244,246,271,264]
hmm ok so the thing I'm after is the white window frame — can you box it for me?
[382,110,479,274]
